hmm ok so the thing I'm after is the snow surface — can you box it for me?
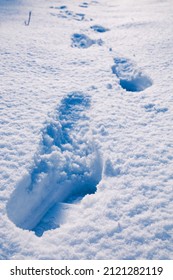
[1,0,173,259]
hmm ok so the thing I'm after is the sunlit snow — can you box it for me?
[0,0,173,260]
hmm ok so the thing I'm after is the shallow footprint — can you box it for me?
[7,92,102,236]
[90,25,109,33]
[50,6,86,21]
[79,2,89,8]
[71,33,103,48]
[144,103,168,113]
[112,57,152,92]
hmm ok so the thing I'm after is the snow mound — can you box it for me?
[7,92,102,236]
[112,57,152,92]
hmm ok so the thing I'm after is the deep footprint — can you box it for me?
[71,33,103,48]
[112,57,152,92]
[7,92,102,236]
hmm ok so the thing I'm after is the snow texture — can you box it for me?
[1,0,173,260]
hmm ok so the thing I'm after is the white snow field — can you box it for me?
[0,0,173,259]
